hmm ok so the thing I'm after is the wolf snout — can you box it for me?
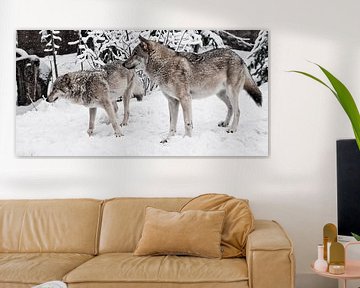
[46,94,57,103]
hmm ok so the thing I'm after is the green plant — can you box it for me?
[289,63,360,150]
[352,232,360,241]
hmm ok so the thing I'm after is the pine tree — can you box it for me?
[40,30,61,78]
[248,30,268,85]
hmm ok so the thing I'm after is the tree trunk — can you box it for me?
[77,30,84,71]
[50,31,59,78]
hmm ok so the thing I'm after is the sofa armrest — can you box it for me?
[246,220,295,288]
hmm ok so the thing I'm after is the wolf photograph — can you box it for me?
[16,30,269,156]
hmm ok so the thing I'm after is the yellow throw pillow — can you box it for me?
[134,207,225,258]
[181,194,254,258]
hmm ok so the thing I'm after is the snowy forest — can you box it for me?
[16,30,269,156]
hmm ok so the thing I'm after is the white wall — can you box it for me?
[1,0,359,287]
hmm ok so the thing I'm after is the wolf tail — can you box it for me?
[243,64,262,107]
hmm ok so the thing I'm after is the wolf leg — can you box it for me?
[227,86,241,133]
[87,107,97,136]
[99,101,118,125]
[161,96,180,143]
[180,95,193,137]
[121,75,135,126]
[169,97,180,135]
[102,100,123,137]
[113,101,119,114]
[216,89,233,127]
[100,101,119,125]
[121,92,130,126]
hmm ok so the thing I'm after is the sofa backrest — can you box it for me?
[0,199,102,255]
[99,197,190,253]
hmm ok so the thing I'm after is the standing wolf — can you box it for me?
[124,36,262,143]
[47,60,143,137]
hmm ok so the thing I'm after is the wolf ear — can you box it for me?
[139,36,150,52]
[62,73,71,86]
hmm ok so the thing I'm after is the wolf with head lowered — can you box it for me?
[47,60,144,137]
[123,36,262,143]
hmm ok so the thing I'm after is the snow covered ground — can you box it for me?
[16,53,268,157]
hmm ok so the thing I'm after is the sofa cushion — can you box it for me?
[99,198,190,253]
[0,253,93,285]
[181,194,254,258]
[134,207,225,258]
[63,253,248,284]
[0,199,102,254]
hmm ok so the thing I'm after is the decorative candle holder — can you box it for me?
[329,242,345,275]
[323,223,337,262]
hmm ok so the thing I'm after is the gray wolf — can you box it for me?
[47,60,143,137]
[123,36,262,143]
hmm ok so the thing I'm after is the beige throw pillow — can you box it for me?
[181,194,255,258]
[134,207,225,258]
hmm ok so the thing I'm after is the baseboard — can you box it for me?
[296,273,337,288]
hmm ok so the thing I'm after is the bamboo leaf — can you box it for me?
[315,64,360,150]
[288,70,337,98]
[316,65,358,115]
[289,65,360,150]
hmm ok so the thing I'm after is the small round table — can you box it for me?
[312,261,360,288]
[311,242,360,288]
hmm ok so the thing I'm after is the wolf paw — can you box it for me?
[218,121,229,127]
[160,139,168,144]
[87,129,94,136]
[114,131,123,137]
[226,128,236,134]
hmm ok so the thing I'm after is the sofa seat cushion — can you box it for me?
[64,253,248,284]
[0,253,93,285]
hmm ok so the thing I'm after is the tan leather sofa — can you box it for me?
[0,198,295,288]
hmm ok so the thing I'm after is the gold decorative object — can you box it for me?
[323,223,337,261]
[329,242,345,275]
[328,264,345,275]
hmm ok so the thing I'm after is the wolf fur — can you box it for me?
[47,60,142,137]
[132,74,145,101]
[123,36,262,142]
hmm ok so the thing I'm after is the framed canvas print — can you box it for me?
[15,30,269,156]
